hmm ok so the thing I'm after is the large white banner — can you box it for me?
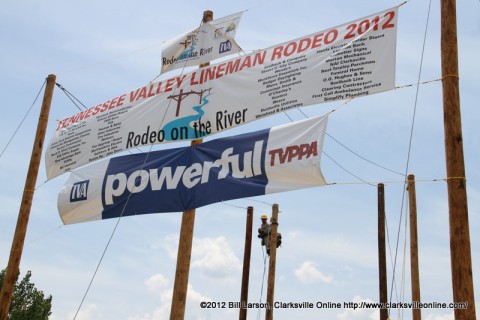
[46,6,397,179]
[58,115,328,225]
[161,12,243,74]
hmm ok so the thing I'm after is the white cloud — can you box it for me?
[129,235,242,319]
[191,236,242,281]
[129,283,212,320]
[160,234,242,282]
[294,261,333,284]
[145,273,169,292]
[161,234,180,260]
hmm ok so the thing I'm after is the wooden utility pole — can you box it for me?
[407,174,421,320]
[239,206,253,320]
[265,204,279,320]
[0,74,56,320]
[377,183,388,320]
[440,1,476,319]
[169,11,213,320]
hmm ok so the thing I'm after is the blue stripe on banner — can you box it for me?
[191,129,269,208]
[101,128,270,219]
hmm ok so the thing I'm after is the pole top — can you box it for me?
[203,10,213,23]
[272,204,279,215]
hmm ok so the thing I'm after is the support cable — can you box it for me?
[257,246,268,320]
[325,133,404,176]
[322,152,376,186]
[397,191,410,320]
[293,104,405,177]
[245,0,273,12]
[55,83,88,111]
[384,211,397,319]
[23,225,63,249]
[388,0,433,311]
[249,199,274,207]
[286,100,376,186]
[72,216,123,320]
[24,175,450,253]
[220,201,249,210]
[0,80,46,160]
[73,17,207,320]
[328,177,449,186]
[56,83,147,155]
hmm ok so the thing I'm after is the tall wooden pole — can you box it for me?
[265,204,279,320]
[440,1,476,319]
[0,74,56,320]
[239,206,253,320]
[169,11,212,320]
[169,194,197,320]
[407,174,421,320]
[377,183,388,320]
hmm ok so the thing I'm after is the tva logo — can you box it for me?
[219,40,232,54]
[70,180,89,202]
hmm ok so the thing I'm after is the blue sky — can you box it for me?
[1,0,479,319]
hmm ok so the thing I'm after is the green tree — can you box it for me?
[0,269,52,320]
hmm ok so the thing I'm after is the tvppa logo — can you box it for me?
[268,142,318,165]
[70,180,89,202]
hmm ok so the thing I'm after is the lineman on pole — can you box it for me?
[258,214,281,255]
